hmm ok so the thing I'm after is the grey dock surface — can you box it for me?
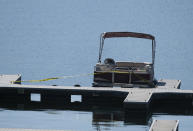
[123,79,190,110]
[149,120,179,131]
[0,74,21,84]
[1,74,193,110]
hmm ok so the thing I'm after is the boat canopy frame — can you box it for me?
[98,32,156,65]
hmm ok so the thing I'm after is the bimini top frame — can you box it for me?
[98,32,156,65]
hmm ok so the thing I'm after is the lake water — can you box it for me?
[0,0,193,130]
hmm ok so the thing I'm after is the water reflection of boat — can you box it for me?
[1,100,193,127]
[0,100,150,125]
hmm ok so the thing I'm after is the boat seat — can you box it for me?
[116,62,151,68]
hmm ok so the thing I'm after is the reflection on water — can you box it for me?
[0,98,193,131]
[0,102,148,131]
[0,100,150,125]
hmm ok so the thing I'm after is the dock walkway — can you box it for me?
[149,120,179,131]
[0,74,21,84]
[0,75,193,110]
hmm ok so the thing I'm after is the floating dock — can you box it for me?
[0,75,190,131]
[0,74,21,84]
[149,120,179,131]
[0,74,193,111]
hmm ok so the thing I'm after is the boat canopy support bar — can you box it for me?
[98,32,156,66]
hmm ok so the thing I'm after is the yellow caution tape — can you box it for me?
[12,73,95,83]
[11,70,149,83]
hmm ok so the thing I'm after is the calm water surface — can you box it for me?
[0,0,193,131]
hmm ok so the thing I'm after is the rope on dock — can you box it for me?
[11,73,94,83]
[10,71,151,84]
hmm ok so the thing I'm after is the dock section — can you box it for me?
[123,79,183,110]
[149,120,179,131]
[156,79,181,89]
[0,74,21,84]
[123,90,152,110]
[1,74,193,111]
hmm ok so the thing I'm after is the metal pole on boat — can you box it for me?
[98,33,105,63]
